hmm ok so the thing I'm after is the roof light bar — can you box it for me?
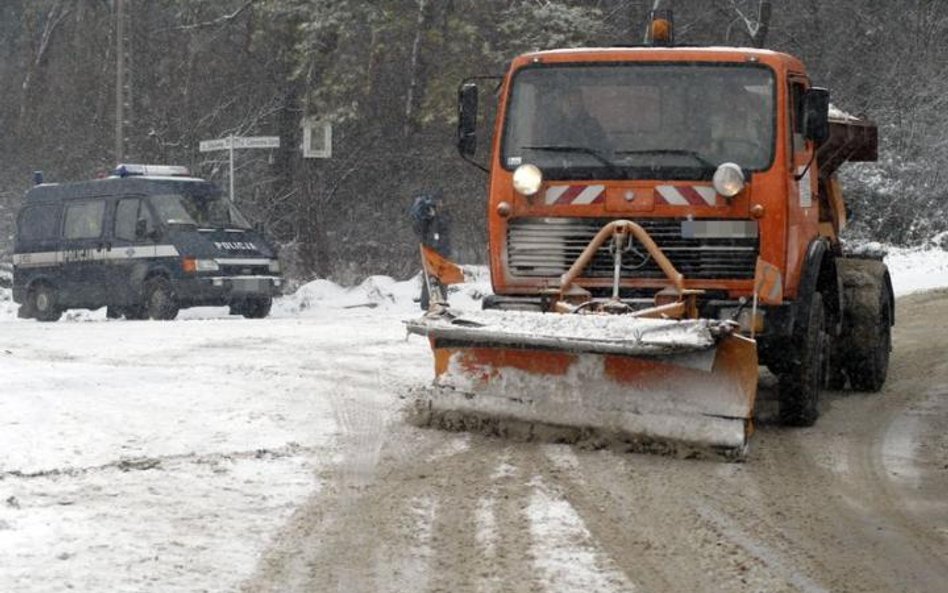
[112,164,191,178]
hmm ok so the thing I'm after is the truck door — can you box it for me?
[61,199,110,308]
[785,77,821,285]
[110,196,157,306]
[787,78,819,222]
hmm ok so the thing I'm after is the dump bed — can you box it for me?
[818,108,878,178]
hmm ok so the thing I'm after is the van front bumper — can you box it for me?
[177,275,283,305]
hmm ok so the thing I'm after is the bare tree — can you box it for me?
[19,1,71,125]
[720,0,772,47]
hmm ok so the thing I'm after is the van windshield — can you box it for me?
[149,193,252,230]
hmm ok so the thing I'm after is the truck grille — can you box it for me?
[506,218,758,280]
[220,264,269,276]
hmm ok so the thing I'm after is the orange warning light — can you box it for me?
[649,9,674,46]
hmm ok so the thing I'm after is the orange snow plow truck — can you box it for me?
[406,13,891,458]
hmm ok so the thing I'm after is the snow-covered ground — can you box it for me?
[0,249,946,592]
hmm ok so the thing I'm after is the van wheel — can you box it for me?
[232,297,272,319]
[778,291,826,426]
[144,278,179,320]
[30,283,63,322]
[124,306,147,320]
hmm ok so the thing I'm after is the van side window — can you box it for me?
[115,198,154,241]
[63,200,106,239]
[18,204,61,241]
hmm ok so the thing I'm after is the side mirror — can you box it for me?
[803,87,830,144]
[458,83,478,157]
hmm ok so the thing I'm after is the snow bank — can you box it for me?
[0,248,947,323]
[885,245,948,296]
[0,267,492,321]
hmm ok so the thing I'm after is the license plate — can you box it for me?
[232,278,267,293]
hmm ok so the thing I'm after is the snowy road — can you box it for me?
[0,278,433,593]
[1,256,947,592]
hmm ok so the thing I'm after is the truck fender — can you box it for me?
[795,238,842,337]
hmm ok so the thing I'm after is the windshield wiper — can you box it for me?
[614,149,717,170]
[521,144,622,173]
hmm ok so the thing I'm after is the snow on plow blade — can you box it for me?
[406,309,759,455]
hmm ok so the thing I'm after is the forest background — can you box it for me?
[1,0,945,283]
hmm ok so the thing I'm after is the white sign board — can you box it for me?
[198,135,281,201]
[234,136,280,149]
[199,138,231,152]
[301,118,332,159]
[199,136,280,152]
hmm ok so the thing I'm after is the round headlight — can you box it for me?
[713,163,746,198]
[512,164,543,196]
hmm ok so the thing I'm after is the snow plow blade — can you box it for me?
[406,310,759,455]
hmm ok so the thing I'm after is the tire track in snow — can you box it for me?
[0,443,314,480]
[526,474,638,593]
[693,503,831,593]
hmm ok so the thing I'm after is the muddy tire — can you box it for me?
[778,291,826,426]
[143,277,179,320]
[838,260,892,393]
[29,282,63,322]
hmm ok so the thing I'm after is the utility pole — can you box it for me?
[115,0,124,162]
[115,0,133,162]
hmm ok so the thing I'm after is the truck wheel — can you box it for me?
[826,335,848,390]
[778,291,826,426]
[236,297,272,319]
[842,262,892,392]
[144,278,179,320]
[30,283,63,322]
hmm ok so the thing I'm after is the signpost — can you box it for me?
[199,135,280,201]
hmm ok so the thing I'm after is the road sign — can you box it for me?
[199,138,231,152]
[198,135,281,200]
[199,136,280,152]
[233,136,280,149]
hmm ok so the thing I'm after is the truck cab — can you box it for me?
[458,37,891,426]
[13,164,283,321]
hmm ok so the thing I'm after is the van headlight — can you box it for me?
[183,257,220,273]
[268,259,281,274]
[713,163,746,198]
[512,164,543,197]
[195,259,220,272]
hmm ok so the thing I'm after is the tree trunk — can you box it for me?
[404,0,430,139]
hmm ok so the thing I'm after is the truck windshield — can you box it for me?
[149,190,252,230]
[502,63,775,179]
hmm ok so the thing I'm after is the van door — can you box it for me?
[12,202,64,307]
[110,196,157,305]
[61,199,110,308]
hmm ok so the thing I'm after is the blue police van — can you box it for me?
[12,164,283,321]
